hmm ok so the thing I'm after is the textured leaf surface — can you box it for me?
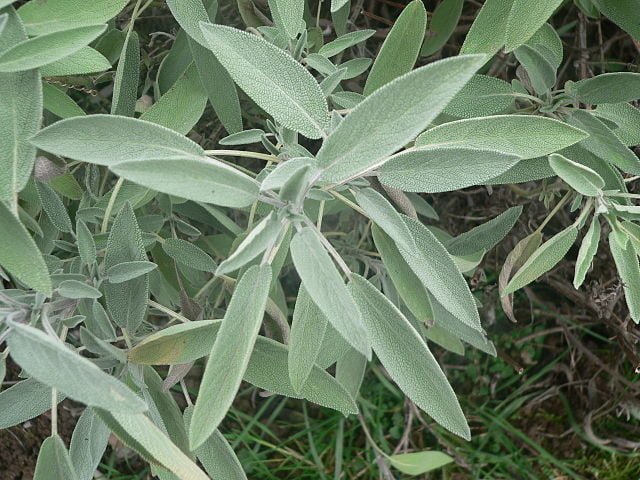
[70,409,111,480]
[503,226,578,295]
[363,0,426,95]
[574,217,601,288]
[290,228,370,357]
[442,74,514,119]
[349,274,469,439]
[461,0,514,55]
[318,30,375,58]
[111,30,139,117]
[0,378,65,429]
[40,46,110,77]
[32,115,206,165]
[0,24,106,72]
[103,203,149,332]
[591,0,640,40]
[107,261,158,283]
[573,73,640,104]
[7,322,147,412]
[33,434,79,480]
[389,451,453,475]
[504,0,563,51]
[163,238,216,272]
[269,0,304,39]
[190,265,272,449]
[549,153,604,196]
[447,206,522,256]
[609,232,640,323]
[200,23,328,138]
[416,115,588,159]
[42,82,85,118]
[317,55,485,183]
[420,0,463,57]
[0,201,51,294]
[18,0,127,35]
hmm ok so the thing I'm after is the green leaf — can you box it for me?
[461,0,515,55]
[378,147,521,193]
[549,153,605,196]
[7,322,147,412]
[107,261,158,283]
[444,74,514,118]
[42,82,85,118]
[363,0,426,95]
[514,44,556,94]
[348,274,470,439]
[112,157,260,208]
[166,0,211,46]
[420,0,463,57]
[317,55,485,183]
[268,0,304,39]
[217,213,283,275]
[95,409,209,480]
[140,63,207,134]
[58,279,102,299]
[0,24,106,72]
[288,285,329,393]
[0,9,41,203]
[128,320,222,365]
[574,216,601,288]
[591,0,640,40]
[40,46,111,77]
[244,337,359,415]
[503,226,578,295]
[389,451,453,476]
[447,206,523,256]
[17,0,128,35]
[103,203,149,332]
[504,0,563,51]
[190,265,272,449]
[163,238,217,272]
[34,434,79,480]
[220,129,264,146]
[199,23,328,138]
[36,180,73,232]
[567,109,640,175]
[76,219,97,266]
[416,115,588,159]
[290,227,371,357]
[0,201,51,294]
[355,188,416,252]
[32,115,206,166]
[184,407,248,480]
[572,73,640,104]
[335,346,367,399]
[593,103,640,147]
[0,378,65,429]
[111,30,139,117]
[399,216,482,331]
[318,29,375,58]
[69,409,110,480]
[609,231,640,323]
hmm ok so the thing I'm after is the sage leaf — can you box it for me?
[36,180,73,232]
[447,206,523,256]
[415,115,588,159]
[268,0,304,39]
[364,0,426,94]
[7,322,147,413]
[503,226,578,295]
[0,378,65,429]
[420,0,463,57]
[461,0,514,55]
[389,451,453,476]
[103,203,149,332]
[199,23,329,138]
[0,24,107,72]
[33,434,79,480]
[318,30,375,58]
[69,409,110,480]
[400,216,482,331]
[96,409,209,480]
[549,153,605,197]
[504,0,563,52]
[443,74,514,119]
[31,115,206,166]
[593,102,640,147]
[58,279,102,299]
[348,274,470,439]
[244,337,359,415]
[190,265,272,449]
[40,46,111,77]
[220,129,264,146]
[0,201,51,295]
[76,219,97,265]
[163,238,217,273]
[43,82,85,118]
[378,147,521,193]
[317,55,485,183]
[17,0,128,35]
[591,0,640,40]
[166,0,211,46]
[184,407,248,480]
[288,285,329,393]
[261,157,315,192]
[111,157,260,208]
[290,227,371,357]
[335,347,367,400]
[574,216,601,288]
[111,30,139,117]
[354,188,416,252]
[107,261,158,283]
[217,213,283,275]
[514,44,556,94]
[609,231,640,323]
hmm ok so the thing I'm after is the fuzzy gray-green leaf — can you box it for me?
[574,216,601,288]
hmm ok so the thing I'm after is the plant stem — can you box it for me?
[148,299,191,323]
